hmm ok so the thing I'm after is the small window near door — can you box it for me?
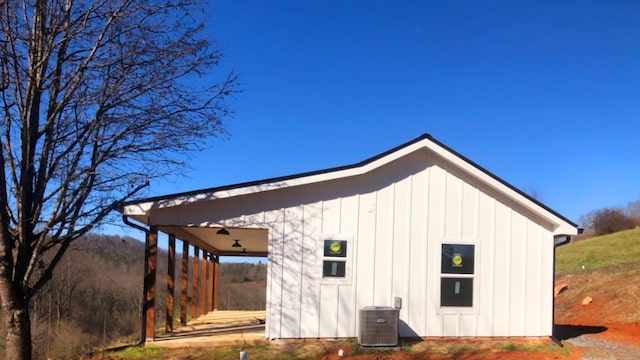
[323,260,346,277]
[324,240,347,257]
[322,239,347,278]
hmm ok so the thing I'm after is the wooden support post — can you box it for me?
[200,251,208,316]
[166,234,176,333]
[180,241,189,326]
[213,255,220,310]
[144,225,158,342]
[191,246,199,319]
[207,254,213,312]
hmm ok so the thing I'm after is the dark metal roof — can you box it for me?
[121,133,578,228]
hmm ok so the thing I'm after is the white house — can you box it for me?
[121,133,578,342]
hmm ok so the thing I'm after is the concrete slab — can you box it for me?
[148,310,266,348]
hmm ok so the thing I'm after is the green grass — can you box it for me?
[447,344,472,355]
[106,342,321,360]
[399,339,413,352]
[111,346,167,360]
[498,341,568,355]
[348,337,363,355]
[556,227,640,276]
[500,342,518,351]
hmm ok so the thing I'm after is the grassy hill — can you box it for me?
[556,227,640,276]
[555,227,640,324]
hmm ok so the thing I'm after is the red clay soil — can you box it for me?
[555,266,640,345]
[319,343,578,360]
[550,265,640,359]
[556,292,640,347]
[322,354,576,360]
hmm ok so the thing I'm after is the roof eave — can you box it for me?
[121,133,578,235]
[121,134,435,214]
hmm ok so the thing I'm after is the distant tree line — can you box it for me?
[0,234,266,360]
[579,200,640,238]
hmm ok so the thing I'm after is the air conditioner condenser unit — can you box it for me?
[358,306,399,347]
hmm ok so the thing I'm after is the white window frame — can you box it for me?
[437,242,479,315]
[320,234,353,285]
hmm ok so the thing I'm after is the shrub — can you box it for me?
[592,208,637,236]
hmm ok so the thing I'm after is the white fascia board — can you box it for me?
[122,203,152,216]
[122,141,424,215]
[121,193,218,216]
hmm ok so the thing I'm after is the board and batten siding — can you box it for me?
[148,148,556,338]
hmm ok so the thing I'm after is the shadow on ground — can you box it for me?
[153,324,265,341]
[554,324,608,341]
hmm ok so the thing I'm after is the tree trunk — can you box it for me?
[0,281,32,360]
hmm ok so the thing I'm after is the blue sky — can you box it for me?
[116,1,640,239]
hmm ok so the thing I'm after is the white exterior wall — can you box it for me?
[148,148,556,338]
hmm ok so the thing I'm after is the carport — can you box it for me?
[120,206,269,342]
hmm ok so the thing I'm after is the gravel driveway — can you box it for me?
[567,335,640,360]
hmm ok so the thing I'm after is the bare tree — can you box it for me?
[626,200,640,225]
[590,208,636,236]
[0,1,237,358]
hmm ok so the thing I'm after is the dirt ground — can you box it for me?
[550,264,640,359]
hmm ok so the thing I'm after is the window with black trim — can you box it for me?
[324,240,347,257]
[323,239,347,278]
[441,244,475,307]
[323,260,346,277]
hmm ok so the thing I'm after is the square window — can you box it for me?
[324,240,347,257]
[440,278,473,307]
[441,244,475,274]
[323,260,346,277]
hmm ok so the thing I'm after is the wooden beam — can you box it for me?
[180,240,189,326]
[158,225,219,256]
[207,254,213,312]
[199,251,207,316]
[166,234,176,333]
[213,255,220,310]
[191,246,199,319]
[144,225,158,342]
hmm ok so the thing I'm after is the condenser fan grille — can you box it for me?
[358,306,399,346]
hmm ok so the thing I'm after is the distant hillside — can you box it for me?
[74,233,268,310]
[72,233,146,266]
[555,228,640,325]
[0,233,267,360]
